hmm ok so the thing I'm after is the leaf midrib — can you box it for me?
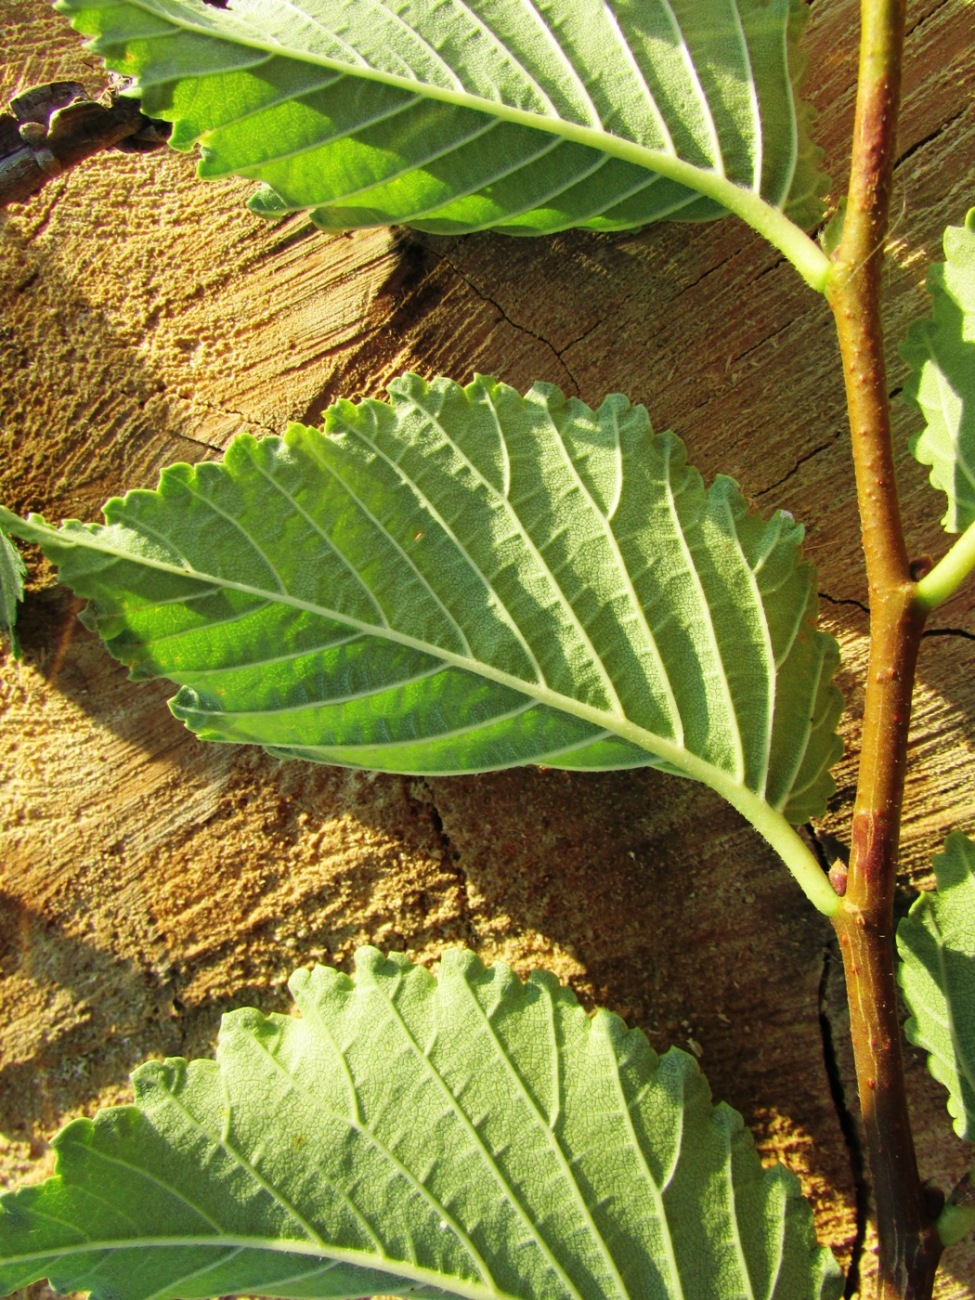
[7,1231,518,1300]
[45,1074,504,1298]
[22,514,754,798]
[116,0,792,228]
[4,495,841,911]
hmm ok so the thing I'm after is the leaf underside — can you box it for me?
[0,528,26,658]
[902,207,975,533]
[897,832,975,1142]
[57,0,826,235]
[0,948,843,1300]
[0,375,842,826]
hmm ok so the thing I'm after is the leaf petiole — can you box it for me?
[915,519,975,611]
[715,780,840,916]
[706,191,830,292]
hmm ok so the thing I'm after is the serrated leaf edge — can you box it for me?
[57,0,830,287]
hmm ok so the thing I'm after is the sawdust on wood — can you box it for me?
[2,1,975,1297]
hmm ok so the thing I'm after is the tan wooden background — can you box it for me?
[1,0,974,1294]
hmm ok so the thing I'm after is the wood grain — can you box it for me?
[1,0,974,1295]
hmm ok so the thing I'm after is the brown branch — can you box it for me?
[825,0,943,1294]
[0,83,168,210]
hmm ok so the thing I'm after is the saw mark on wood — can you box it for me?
[293,231,447,426]
[255,214,323,260]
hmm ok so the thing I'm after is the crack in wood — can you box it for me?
[434,250,581,392]
[194,399,278,438]
[904,0,959,43]
[174,431,225,454]
[806,824,868,1296]
[755,436,838,497]
[895,106,969,171]
[819,936,870,1297]
[820,591,871,615]
[920,625,975,642]
[404,777,480,951]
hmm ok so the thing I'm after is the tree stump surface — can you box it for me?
[1,1,974,1295]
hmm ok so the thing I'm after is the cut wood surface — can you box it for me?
[1,1,974,1296]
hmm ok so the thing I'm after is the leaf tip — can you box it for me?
[0,527,27,660]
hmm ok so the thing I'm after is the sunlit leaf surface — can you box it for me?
[0,375,842,834]
[57,0,826,234]
[898,831,975,1141]
[902,208,975,532]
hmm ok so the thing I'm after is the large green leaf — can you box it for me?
[898,832,975,1142]
[0,376,842,900]
[902,208,975,533]
[57,0,827,239]
[0,947,843,1299]
[0,528,26,658]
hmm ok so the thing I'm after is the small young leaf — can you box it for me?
[897,832,975,1141]
[902,208,975,533]
[0,948,843,1299]
[0,376,842,850]
[56,0,827,237]
[938,1197,975,1249]
[0,526,27,658]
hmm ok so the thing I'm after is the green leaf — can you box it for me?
[56,0,827,248]
[0,376,842,901]
[0,376,843,902]
[897,831,975,1141]
[0,526,27,659]
[902,208,975,533]
[938,1197,975,1249]
[0,947,843,1299]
